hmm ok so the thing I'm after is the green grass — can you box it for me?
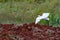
[0,0,60,27]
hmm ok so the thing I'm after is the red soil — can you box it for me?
[0,23,60,40]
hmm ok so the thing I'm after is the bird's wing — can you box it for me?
[42,13,50,18]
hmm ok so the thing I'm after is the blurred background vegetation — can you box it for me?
[0,0,60,27]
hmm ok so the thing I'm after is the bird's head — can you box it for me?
[38,15,40,17]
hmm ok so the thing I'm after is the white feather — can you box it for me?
[42,13,50,18]
[35,13,50,24]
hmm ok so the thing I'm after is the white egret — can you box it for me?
[35,13,50,24]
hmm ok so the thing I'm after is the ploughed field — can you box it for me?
[0,23,60,40]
